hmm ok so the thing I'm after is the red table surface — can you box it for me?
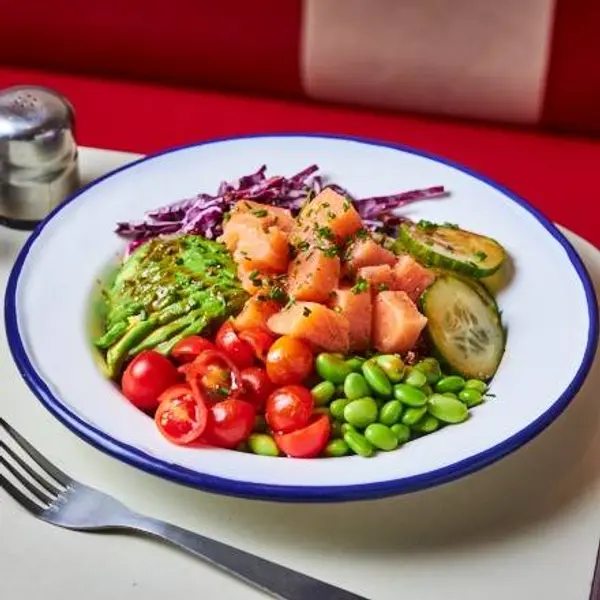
[2,67,599,248]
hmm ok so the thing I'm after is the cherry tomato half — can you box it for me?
[203,398,256,449]
[239,367,274,411]
[121,350,180,412]
[265,385,313,433]
[171,335,215,364]
[274,414,331,458]
[215,321,255,369]
[238,328,277,362]
[266,336,313,385]
[155,384,208,445]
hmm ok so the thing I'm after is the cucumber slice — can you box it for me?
[398,221,506,278]
[420,274,505,380]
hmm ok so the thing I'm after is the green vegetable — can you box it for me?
[330,420,344,439]
[414,357,442,384]
[420,274,506,380]
[427,394,469,424]
[391,423,411,444]
[345,357,366,372]
[397,221,506,278]
[344,397,379,429]
[330,398,352,421]
[315,353,353,384]
[435,375,466,394]
[374,354,405,383]
[311,381,336,406]
[412,415,440,434]
[402,406,427,426]
[379,400,403,426]
[343,373,370,400]
[341,423,356,435]
[106,318,157,377]
[343,429,374,457]
[324,438,350,457]
[442,392,458,399]
[403,368,427,388]
[362,361,393,397]
[421,384,434,396]
[458,388,484,408]
[248,433,280,457]
[93,321,128,349]
[364,423,398,451]
[393,384,427,407]
[464,379,488,394]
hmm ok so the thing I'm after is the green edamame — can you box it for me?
[330,420,344,439]
[393,383,427,407]
[464,379,488,394]
[344,397,379,428]
[379,400,403,426]
[459,388,484,408]
[316,353,353,384]
[435,375,466,394]
[427,393,469,423]
[343,429,374,457]
[403,368,427,388]
[324,438,350,457]
[362,362,393,397]
[341,423,356,435]
[311,381,335,406]
[442,392,458,399]
[414,357,442,384]
[248,433,280,456]
[412,415,440,434]
[330,397,352,421]
[421,384,434,397]
[344,372,370,400]
[364,423,398,451]
[402,406,427,426]
[374,354,405,383]
[391,423,411,444]
[345,357,366,372]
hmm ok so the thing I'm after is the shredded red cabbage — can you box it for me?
[116,165,446,254]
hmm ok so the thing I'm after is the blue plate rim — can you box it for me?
[4,132,599,503]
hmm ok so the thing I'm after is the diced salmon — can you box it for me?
[268,302,350,353]
[356,265,395,291]
[372,291,428,354]
[287,249,341,303]
[392,255,436,302]
[343,238,397,275]
[291,187,363,246]
[231,200,294,233]
[233,297,280,333]
[330,287,372,351]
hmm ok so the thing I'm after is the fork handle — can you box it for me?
[130,515,367,600]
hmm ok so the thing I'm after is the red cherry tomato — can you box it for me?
[239,367,274,411]
[171,336,215,364]
[215,321,255,369]
[274,415,331,458]
[121,350,179,412]
[265,385,313,433]
[266,336,313,385]
[238,328,277,362]
[154,384,208,445]
[203,398,256,449]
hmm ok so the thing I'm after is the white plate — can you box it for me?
[5,134,598,502]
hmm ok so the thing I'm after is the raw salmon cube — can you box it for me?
[392,255,436,302]
[372,291,428,354]
[287,249,341,303]
[233,297,280,333]
[330,287,372,351]
[231,200,294,233]
[268,302,350,353]
[343,238,397,275]
[356,265,395,291]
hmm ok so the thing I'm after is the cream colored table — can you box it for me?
[1,147,599,600]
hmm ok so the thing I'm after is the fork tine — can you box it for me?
[0,473,44,515]
[0,419,71,486]
[0,441,61,496]
[0,456,54,505]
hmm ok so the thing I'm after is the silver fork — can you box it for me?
[0,419,367,600]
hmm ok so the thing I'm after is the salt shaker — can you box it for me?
[0,85,81,229]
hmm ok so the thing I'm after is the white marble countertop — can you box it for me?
[1,147,599,600]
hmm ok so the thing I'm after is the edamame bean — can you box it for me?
[391,423,411,444]
[253,415,267,433]
[330,420,344,439]
[344,372,370,400]
[311,380,335,406]
[379,400,403,426]
[248,433,280,456]
[414,357,442,384]
[402,406,427,426]
[421,384,434,397]
[403,368,427,388]
[345,357,366,372]
[362,362,393,397]
[341,423,356,435]
[427,393,469,423]
[330,397,352,421]
[412,415,440,434]
[442,392,458,399]
[344,397,379,428]
[393,383,427,407]
[435,375,466,394]
[464,379,488,394]
[459,388,484,408]
[324,438,350,457]
[374,354,405,383]
[365,423,398,451]
[343,429,374,457]
[315,353,353,384]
